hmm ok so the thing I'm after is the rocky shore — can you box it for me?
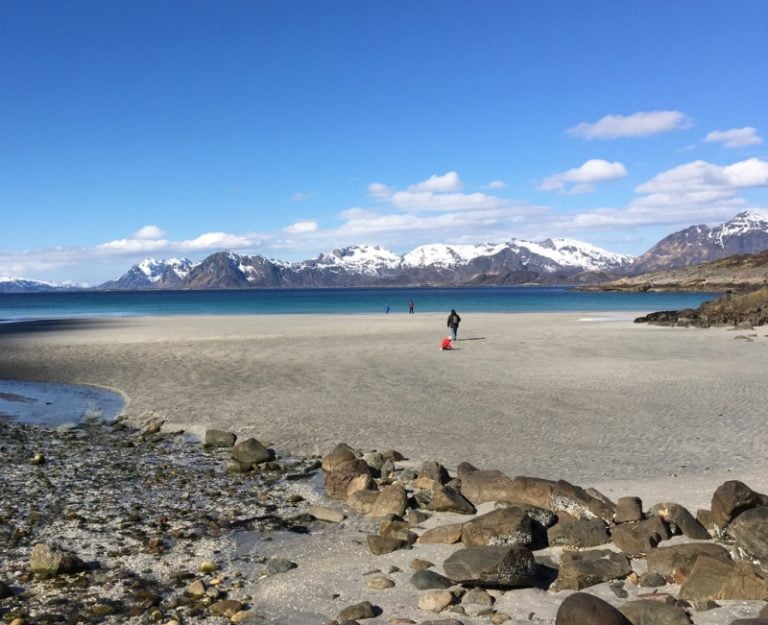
[4,413,768,625]
[635,286,768,328]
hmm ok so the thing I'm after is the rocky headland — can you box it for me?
[635,286,768,328]
[580,250,768,293]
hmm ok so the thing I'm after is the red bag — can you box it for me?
[441,337,453,350]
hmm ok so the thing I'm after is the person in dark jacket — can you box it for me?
[447,309,461,341]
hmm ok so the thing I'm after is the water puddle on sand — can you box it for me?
[0,379,125,426]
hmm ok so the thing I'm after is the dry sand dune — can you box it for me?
[1,312,767,488]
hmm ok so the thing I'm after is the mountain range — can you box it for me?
[3,211,768,292]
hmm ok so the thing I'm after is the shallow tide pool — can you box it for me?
[0,379,125,426]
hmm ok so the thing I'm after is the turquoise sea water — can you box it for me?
[0,287,720,321]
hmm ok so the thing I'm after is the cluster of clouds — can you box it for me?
[2,110,766,281]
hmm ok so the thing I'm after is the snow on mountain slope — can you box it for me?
[513,238,634,271]
[402,243,507,267]
[0,277,87,292]
[709,210,768,247]
[312,245,403,274]
[137,258,195,282]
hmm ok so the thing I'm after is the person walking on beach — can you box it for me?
[408,298,414,314]
[447,309,461,341]
[385,304,390,315]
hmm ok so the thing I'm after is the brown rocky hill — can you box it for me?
[581,250,768,292]
[636,286,768,328]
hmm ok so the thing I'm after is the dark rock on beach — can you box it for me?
[443,546,536,587]
[555,592,633,625]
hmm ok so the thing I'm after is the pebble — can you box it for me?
[367,575,395,589]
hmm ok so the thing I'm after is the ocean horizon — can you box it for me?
[0,286,720,322]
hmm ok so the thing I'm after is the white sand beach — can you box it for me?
[1,312,767,493]
[3,312,768,624]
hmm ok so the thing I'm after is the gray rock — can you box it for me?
[427,486,476,515]
[457,462,478,481]
[204,429,237,448]
[461,588,493,606]
[419,460,451,484]
[308,505,345,523]
[638,571,667,587]
[711,480,768,529]
[367,534,406,555]
[619,600,692,625]
[265,557,297,576]
[646,543,732,583]
[731,506,768,561]
[443,545,536,588]
[410,569,453,590]
[30,543,87,579]
[370,484,408,518]
[321,442,357,472]
[680,556,768,600]
[547,518,609,548]
[232,437,271,465]
[494,501,557,527]
[338,601,376,621]
[556,549,631,590]
[461,508,533,547]
[615,496,643,523]
[418,523,463,545]
[653,502,710,539]
[611,515,670,554]
[555,592,632,625]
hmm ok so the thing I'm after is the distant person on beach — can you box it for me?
[385,305,390,315]
[408,299,414,314]
[447,309,461,341]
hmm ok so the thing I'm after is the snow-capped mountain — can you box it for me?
[93,211,768,290]
[403,239,632,273]
[631,210,768,273]
[0,277,87,293]
[309,245,403,275]
[99,258,196,290]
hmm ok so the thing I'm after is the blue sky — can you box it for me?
[1,1,767,283]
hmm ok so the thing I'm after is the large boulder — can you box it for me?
[611,516,670,554]
[367,535,407,555]
[653,502,711,539]
[370,484,408,518]
[461,508,533,547]
[731,506,768,562]
[411,569,453,590]
[418,523,464,545]
[30,543,87,579]
[443,545,536,588]
[646,543,732,583]
[614,497,643,523]
[231,438,271,465]
[711,480,768,529]
[419,460,451,484]
[426,486,476,514]
[680,556,768,600]
[324,459,371,500]
[556,549,631,590]
[462,472,614,521]
[555,592,633,625]
[619,600,692,625]
[547,518,610,548]
[321,443,357,472]
[204,429,237,448]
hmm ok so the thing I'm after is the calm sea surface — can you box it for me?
[0,287,720,321]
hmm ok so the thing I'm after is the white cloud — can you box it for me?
[97,238,170,253]
[567,111,691,140]
[290,192,312,201]
[133,225,165,240]
[538,159,627,193]
[368,182,393,198]
[407,171,462,192]
[487,180,506,189]
[636,158,768,194]
[705,127,763,149]
[178,232,253,250]
[283,220,318,234]
[553,157,768,230]
[390,190,506,212]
